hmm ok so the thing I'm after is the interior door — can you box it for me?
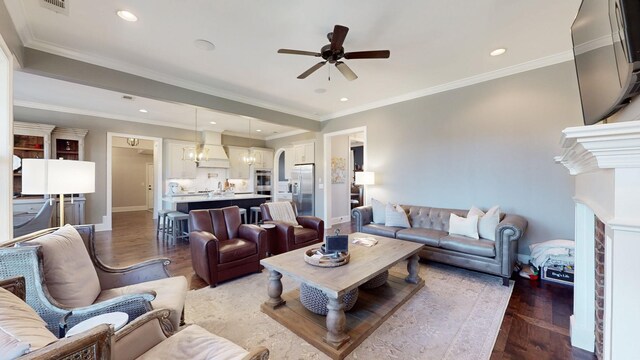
[146,163,154,210]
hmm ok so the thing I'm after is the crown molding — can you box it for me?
[22,38,323,122]
[265,129,309,141]
[321,51,575,121]
[9,0,576,124]
[555,120,640,175]
[14,100,194,131]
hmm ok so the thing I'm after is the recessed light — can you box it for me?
[116,10,138,22]
[490,48,506,56]
[194,39,216,51]
[256,129,262,132]
[139,109,148,113]
[209,121,217,125]
[340,97,349,102]
[315,88,327,94]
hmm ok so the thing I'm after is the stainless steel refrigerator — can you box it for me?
[291,164,314,216]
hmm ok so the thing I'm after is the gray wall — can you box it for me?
[112,147,152,208]
[318,61,583,255]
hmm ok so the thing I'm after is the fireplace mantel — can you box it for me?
[555,120,640,175]
[556,120,640,360]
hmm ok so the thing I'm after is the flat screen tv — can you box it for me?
[572,0,640,125]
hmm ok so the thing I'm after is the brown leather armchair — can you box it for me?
[260,202,324,255]
[189,206,267,287]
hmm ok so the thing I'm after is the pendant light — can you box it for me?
[182,107,209,163]
[243,117,256,165]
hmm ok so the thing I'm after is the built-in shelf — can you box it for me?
[14,147,44,152]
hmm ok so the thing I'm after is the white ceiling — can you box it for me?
[6,0,582,121]
[13,71,304,140]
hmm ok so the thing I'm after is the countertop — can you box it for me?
[162,194,271,203]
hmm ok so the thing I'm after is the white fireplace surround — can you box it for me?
[556,120,640,360]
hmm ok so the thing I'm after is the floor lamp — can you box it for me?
[355,171,375,205]
[21,159,95,227]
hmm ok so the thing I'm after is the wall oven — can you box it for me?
[254,169,272,197]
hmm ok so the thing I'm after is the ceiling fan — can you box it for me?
[277,25,390,81]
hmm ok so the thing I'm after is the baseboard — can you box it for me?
[112,206,148,213]
[331,216,351,226]
[94,215,111,232]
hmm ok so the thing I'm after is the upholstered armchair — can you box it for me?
[13,201,54,238]
[0,224,187,334]
[189,206,267,287]
[260,201,324,255]
[0,276,270,360]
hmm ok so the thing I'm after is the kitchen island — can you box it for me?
[162,193,271,213]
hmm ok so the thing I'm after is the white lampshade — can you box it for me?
[355,171,375,185]
[22,159,96,195]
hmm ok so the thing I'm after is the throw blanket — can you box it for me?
[529,239,575,268]
[265,202,299,226]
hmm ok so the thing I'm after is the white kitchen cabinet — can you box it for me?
[226,146,251,179]
[251,147,274,169]
[294,142,314,164]
[164,140,197,179]
[284,146,294,179]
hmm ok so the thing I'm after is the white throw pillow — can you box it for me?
[384,203,410,228]
[24,225,102,308]
[448,213,479,239]
[371,198,386,224]
[468,205,500,241]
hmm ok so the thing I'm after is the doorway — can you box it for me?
[323,126,367,227]
[105,132,163,231]
[0,33,12,241]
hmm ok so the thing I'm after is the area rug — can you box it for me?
[185,262,513,360]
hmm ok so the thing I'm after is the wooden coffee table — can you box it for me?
[260,232,424,360]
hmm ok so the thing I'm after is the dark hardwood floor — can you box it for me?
[96,211,595,359]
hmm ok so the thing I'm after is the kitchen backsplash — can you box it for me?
[165,168,252,193]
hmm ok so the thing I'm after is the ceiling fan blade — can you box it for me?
[297,61,327,79]
[330,25,349,51]
[278,49,322,57]
[344,50,391,60]
[335,61,358,81]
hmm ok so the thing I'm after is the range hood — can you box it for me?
[198,131,230,168]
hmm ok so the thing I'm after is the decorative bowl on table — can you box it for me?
[304,247,349,267]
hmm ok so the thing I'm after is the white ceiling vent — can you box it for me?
[40,0,69,15]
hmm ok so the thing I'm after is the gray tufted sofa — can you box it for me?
[351,205,528,286]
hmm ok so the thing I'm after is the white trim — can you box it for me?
[331,216,351,226]
[9,0,576,124]
[14,100,195,131]
[112,206,148,213]
[570,202,596,352]
[0,33,14,243]
[556,121,640,175]
[323,126,367,227]
[104,132,163,232]
[265,129,309,141]
[320,51,574,121]
[22,38,322,121]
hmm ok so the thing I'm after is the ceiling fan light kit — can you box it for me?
[278,24,390,81]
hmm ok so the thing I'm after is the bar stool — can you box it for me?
[249,206,262,224]
[165,211,189,244]
[156,209,173,240]
[238,208,248,224]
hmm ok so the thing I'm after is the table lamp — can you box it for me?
[22,159,96,227]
